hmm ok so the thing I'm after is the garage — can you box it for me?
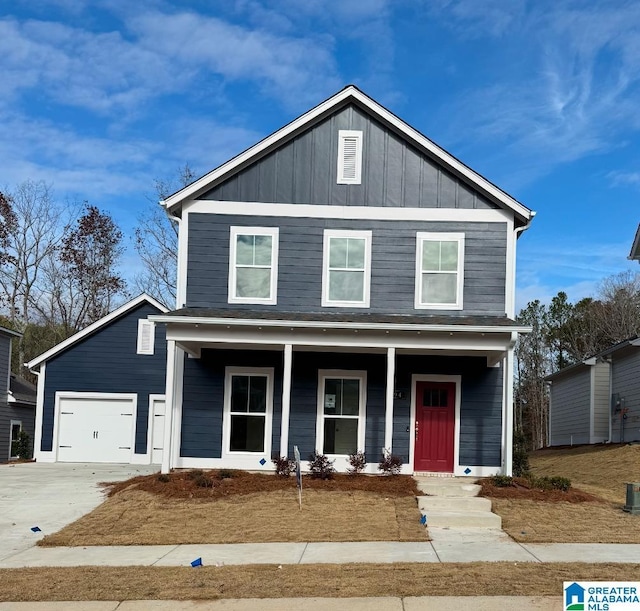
[56,393,137,463]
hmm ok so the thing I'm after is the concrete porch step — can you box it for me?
[422,509,502,529]
[417,495,492,512]
[415,478,481,497]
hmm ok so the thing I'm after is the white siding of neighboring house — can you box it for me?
[549,367,591,446]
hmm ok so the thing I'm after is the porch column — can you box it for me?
[280,343,293,458]
[385,347,396,452]
[161,339,176,474]
[504,348,514,475]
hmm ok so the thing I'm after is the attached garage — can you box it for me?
[56,394,137,463]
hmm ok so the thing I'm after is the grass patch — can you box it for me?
[2,563,640,601]
[40,488,426,547]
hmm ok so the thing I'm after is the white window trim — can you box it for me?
[415,232,465,310]
[228,226,279,305]
[322,229,372,308]
[316,369,367,457]
[137,319,155,355]
[9,419,22,460]
[337,130,363,184]
[222,367,274,459]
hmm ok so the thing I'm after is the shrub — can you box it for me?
[548,476,571,492]
[347,451,366,475]
[490,475,513,487]
[308,451,335,480]
[272,456,295,477]
[157,473,171,483]
[15,431,32,460]
[512,428,530,477]
[219,469,236,479]
[187,469,204,480]
[194,474,214,488]
[378,452,403,475]
[528,475,571,492]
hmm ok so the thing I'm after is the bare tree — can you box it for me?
[133,164,195,307]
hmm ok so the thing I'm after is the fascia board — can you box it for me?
[26,294,169,370]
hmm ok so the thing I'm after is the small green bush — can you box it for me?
[219,469,236,479]
[548,476,571,492]
[308,451,335,480]
[194,474,214,488]
[529,475,571,492]
[187,469,204,480]
[491,475,513,487]
[347,451,367,475]
[15,431,32,460]
[512,428,530,477]
[157,473,170,483]
[378,452,403,475]
[272,456,295,477]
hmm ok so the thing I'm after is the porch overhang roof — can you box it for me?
[150,308,530,335]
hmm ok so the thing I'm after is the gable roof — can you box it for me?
[629,223,640,261]
[8,374,36,407]
[26,294,168,371]
[161,85,535,227]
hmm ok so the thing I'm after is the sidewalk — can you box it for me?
[2,528,640,568]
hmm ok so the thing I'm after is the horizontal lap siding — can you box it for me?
[201,104,499,211]
[549,369,591,446]
[180,349,283,459]
[41,304,167,454]
[187,215,506,316]
[592,362,611,442]
[394,356,503,467]
[0,335,12,461]
[612,350,640,443]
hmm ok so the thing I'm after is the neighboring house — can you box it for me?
[26,295,168,464]
[150,85,535,476]
[547,338,640,446]
[629,223,640,262]
[0,326,35,463]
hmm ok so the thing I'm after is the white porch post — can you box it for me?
[385,347,396,452]
[504,347,514,476]
[161,339,176,474]
[280,343,293,458]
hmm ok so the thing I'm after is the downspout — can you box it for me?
[162,202,183,311]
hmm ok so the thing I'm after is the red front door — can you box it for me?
[414,381,455,472]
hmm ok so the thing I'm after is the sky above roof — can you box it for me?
[3,0,639,311]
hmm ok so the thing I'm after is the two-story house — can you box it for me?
[151,86,535,476]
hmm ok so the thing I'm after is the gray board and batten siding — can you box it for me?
[611,348,640,443]
[591,360,611,443]
[187,214,507,317]
[180,350,502,468]
[39,303,167,455]
[201,103,500,211]
[549,367,591,446]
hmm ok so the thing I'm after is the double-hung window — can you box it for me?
[317,370,367,456]
[322,230,372,307]
[415,232,464,309]
[228,226,279,304]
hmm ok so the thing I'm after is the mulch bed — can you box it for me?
[479,477,604,503]
[105,469,420,500]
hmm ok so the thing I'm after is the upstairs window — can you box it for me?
[337,130,363,184]
[137,320,155,355]
[228,226,279,305]
[322,230,372,308]
[415,232,464,310]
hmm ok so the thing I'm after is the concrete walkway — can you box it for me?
[0,597,561,610]
[3,531,640,567]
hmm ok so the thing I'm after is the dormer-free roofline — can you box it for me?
[629,223,640,261]
[25,294,168,371]
[161,85,535,227]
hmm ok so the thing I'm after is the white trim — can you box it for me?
[162,86,534,224]
[228,226,279,305]
[415,232,465,310]
[53,392,138,463]
[504,349,514,475]
[137,319,155,355]
[504,217,516,318]
[222,366,274,459]
[168,347,185,471]
[337,130,363,184]
[315,369,367,457]
[322,229,372,308]
[384,347,395,451]
[33,362,46,461]
[147,393,166,465]
[185,199,513,223]
[26,294,168,369]
[176,213,188,308]
[161,340,176,474]
[280,344,293,457]
[409,374,461,475]
[9,419,22,460]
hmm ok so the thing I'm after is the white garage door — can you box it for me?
[57,394,136,463]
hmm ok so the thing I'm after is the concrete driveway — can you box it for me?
[0,462,157,562]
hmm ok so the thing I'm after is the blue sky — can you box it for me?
[2,0,639,311]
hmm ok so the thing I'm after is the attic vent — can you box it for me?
[337,130,363,184]
[137,319,155,355]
